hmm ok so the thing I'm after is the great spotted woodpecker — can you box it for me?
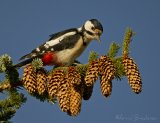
[15,19,103,67]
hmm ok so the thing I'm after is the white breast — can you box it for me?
[56,37,89,66]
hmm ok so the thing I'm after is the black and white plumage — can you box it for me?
[15,19,103,67]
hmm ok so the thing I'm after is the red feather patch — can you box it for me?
[42,52,57,65]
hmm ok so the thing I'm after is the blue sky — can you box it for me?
[0,0,160,123]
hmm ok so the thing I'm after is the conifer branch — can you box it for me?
[122,28,135,57]
[0,89,26,121]
[0,27,142,121]
[108,42,120,58]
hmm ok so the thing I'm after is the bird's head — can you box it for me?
[83,19,103,42]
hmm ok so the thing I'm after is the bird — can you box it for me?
[15,19,103,67]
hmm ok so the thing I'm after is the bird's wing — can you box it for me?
[19,28,81,60]
[48,28,78,40]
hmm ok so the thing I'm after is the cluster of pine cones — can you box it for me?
[22,55,142,116]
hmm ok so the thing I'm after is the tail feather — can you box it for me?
[15,52,42,68]
[19,54,29,60]
[14,58,34,68]
[19,53,36,60]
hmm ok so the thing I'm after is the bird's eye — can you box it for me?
[91,27,95,30]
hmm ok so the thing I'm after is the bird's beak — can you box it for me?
[95,35,101,42]
[95,29,102,43]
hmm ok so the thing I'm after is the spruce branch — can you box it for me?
[113,57,125,80]
[88,51,99,62]
[122,27,135,57]
[0,89,26,121]
[0,27,142,121]
[0,54,12,73]
[0,80,22,92]
[108,42,120,58]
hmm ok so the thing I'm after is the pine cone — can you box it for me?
[57,75,70,113]
[77,66,93,100]
[48,70,64,98]
[82,84,93,100]
[67,66,81,86]
[99,56,115,97]
[22,64,37,94]
[100,75,112,97]
[123,57,142,94]
[36,68,47,95]
[99,56,114,74]
[85,60,99,86]
[68,85,83,116]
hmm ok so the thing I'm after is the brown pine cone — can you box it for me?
[22,64,37,94]
[81,76,93,100]
[67,85,83,116]
[99,56,115,97]
[100,75,112,97]
[57,75,70,113]
[47,70,64,99]
[67,66,81,86]
[84,60,99,86]
[82,84,94,100]
[36,68,47,95]
[123,57,142,94]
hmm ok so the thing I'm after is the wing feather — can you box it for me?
[20,28,81,60]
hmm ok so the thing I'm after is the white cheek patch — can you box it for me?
[46,32,76,47]
[84,21,94,33]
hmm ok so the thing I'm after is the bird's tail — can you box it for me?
[14,52,38,68]
[14,58,34,68]
[19,53,34,60]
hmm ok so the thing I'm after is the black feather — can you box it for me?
[19,53,31,60]
[90,19,103,32]
[14,58,34,68]
[51,33,81,51]
[48,28,78,40]
[31,29,82,53]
